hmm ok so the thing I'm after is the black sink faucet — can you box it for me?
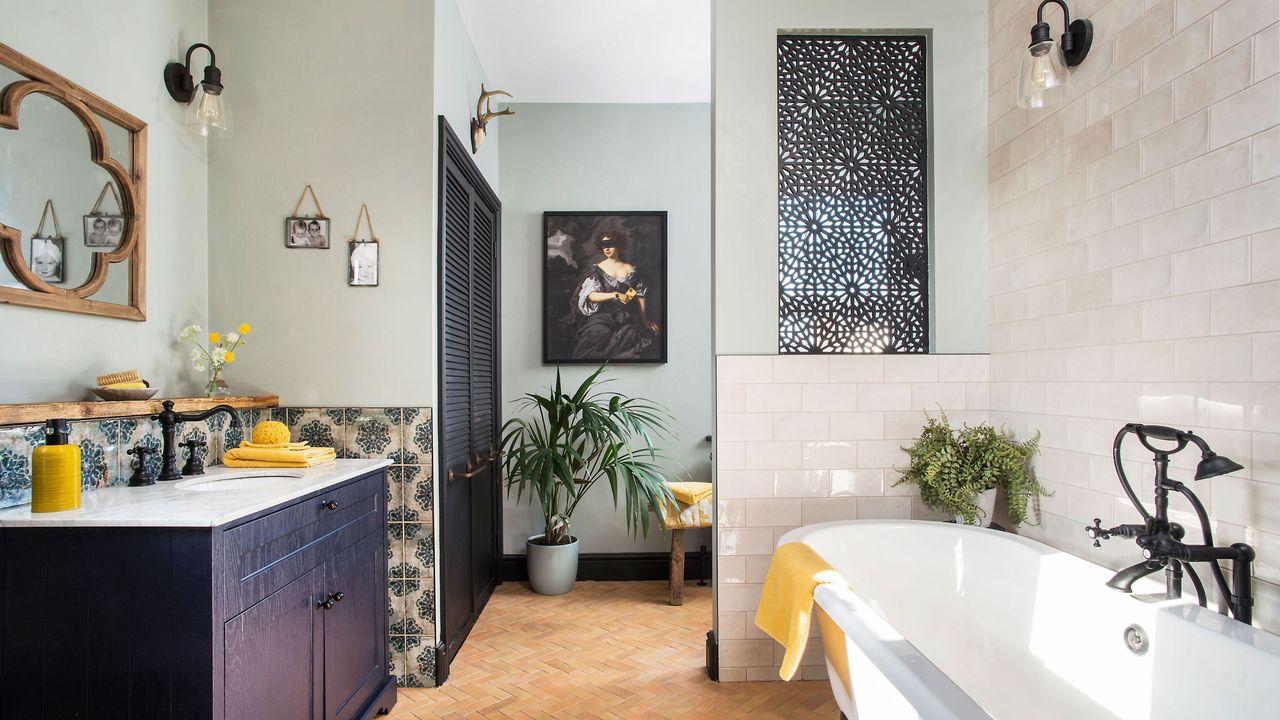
[153,400,242,482]
[1086,423,1255,624]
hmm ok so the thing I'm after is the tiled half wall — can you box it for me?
[714,354,990,682]
[0,406,437,688]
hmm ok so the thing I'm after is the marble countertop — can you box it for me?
[0,459,391,528]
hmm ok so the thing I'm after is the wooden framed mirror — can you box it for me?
[0,42,147,321]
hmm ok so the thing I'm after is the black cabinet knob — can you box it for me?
[317,591,345,610]
[319,500,339,511]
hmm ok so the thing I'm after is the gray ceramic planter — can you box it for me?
[526,534,579,595]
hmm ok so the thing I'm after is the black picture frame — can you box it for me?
[30,235,65,283]
[542,210,667,365]
[83,214,126,248]
[284,216,331,249]
[348,239,379,286]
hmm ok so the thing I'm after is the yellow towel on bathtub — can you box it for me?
[754,542,849,681]
[222,445,336,468]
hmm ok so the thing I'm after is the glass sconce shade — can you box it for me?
[1017,39,1070,109]
[187,83,232,138]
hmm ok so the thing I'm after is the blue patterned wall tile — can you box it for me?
[346,408,401,460]
[413,641,436,681]
[405,472,432,515]
[285,409,342,451]
[386,466,404,511]
[0,425,38,509]
[59,420,109,491]
[408,533,434,579]
[405,409,433,456]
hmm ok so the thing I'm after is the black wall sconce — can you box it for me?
[164,43,232,138]
[1016,0,1093,109]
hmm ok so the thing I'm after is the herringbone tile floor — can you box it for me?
[388,580,839,719]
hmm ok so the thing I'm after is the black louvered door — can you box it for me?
[437,117,501,682]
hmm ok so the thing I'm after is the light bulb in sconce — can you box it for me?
[164,42,233,138]
[1017,39,1069,109]
[1015,0,1093,110]
[187,81,231,138]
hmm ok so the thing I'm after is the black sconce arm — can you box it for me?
[183,43,217,75]
[1029,0,1093,66]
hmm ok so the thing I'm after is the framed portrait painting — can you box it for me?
[543,211,667,364]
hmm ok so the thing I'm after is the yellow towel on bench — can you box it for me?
[223,445,336,468]
[754,542,849,681]
[666,481,712,505]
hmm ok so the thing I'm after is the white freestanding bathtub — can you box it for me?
[780,520,1280,720]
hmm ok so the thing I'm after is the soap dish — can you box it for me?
[91,386,159,401]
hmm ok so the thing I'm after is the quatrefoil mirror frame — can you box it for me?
[0,42,147,321]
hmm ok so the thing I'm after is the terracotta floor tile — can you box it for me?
[387,580,838,719]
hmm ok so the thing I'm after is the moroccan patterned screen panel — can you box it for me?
[778,35,929,353]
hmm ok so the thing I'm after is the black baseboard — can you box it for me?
[499,548,712,583]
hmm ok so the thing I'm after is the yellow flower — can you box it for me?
[224,351,236,363]
[208,332,221,344]
[238,323,252,334]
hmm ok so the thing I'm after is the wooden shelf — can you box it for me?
[0,395,280,427]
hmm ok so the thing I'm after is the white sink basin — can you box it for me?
[176,471,306,492]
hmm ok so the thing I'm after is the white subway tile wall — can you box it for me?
[988,0,1279,630]
[714,354,989,681]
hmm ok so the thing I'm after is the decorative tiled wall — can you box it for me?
[714,354,990,682]
[0,405,437,688]
[988,0,1280,632]
[271,407,437,687]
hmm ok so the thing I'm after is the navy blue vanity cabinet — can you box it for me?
[0,467,397,720]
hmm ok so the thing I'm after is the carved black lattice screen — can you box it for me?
[778,35,929,353]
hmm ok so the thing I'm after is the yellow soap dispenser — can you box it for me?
[31,418,81,513]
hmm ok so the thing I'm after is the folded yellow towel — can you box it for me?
[238,440,311,450]
[754,542,848,681]
[666,481,713,505]
[222,445,336,468]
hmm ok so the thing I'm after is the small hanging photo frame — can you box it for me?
[348,203,379,287]
[285,184,331,249]
[83,182,127,249]
[32,199,66,283]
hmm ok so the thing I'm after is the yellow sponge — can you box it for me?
[251,420,292,447]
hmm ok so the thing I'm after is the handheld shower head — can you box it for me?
[1195,452,1244,480]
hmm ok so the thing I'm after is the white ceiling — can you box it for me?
[454,0,711,104]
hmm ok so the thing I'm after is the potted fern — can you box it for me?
[499,366,673,595]
[895,411,1047,528]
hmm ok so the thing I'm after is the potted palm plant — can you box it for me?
[499,366,674,595]
[895,411,1048,528]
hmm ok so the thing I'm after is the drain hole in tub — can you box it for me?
[1123,624,1149,655]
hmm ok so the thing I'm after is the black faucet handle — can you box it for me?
[1086,518,1110,547]
[180,438,208,477]
[126,445,156,487]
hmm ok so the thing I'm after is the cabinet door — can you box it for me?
[323,531,387,720]
[224,566,323,720]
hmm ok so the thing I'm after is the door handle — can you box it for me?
[318,591,345,610]
[449,460,490,482]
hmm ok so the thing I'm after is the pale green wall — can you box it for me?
[714,0,989,354]
[498,103,713,555]
[0,0,209,402]
[207,0,438,406]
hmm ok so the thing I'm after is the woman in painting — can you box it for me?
[571,231,660,360]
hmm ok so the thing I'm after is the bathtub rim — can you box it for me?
[780,519,1280,719]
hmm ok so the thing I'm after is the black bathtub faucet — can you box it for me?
[1086,423,1255,624]
[153,400,242,482]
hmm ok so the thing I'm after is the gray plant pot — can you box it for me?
[526,534,579,596]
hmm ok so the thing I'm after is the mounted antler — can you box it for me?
[470,83,514,153]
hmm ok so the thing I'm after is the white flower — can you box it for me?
[177,324,202,342]
[211,346,228,365]
[225,332,240,344]
[190,347,208,372]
